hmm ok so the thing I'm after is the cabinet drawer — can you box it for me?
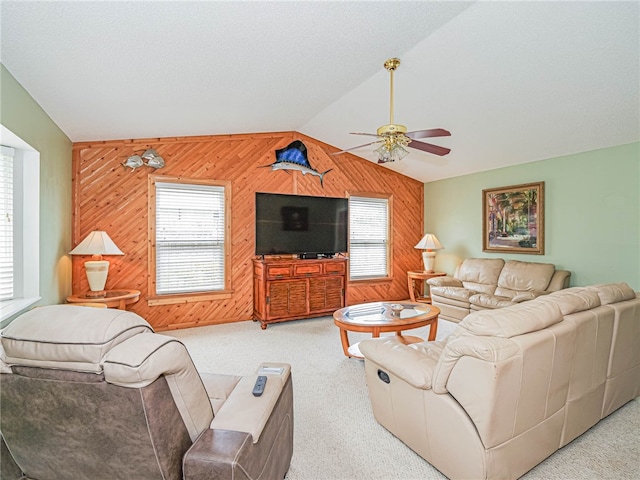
[294,263,322,276]
[324,261,346,275]
[266,265,293,279]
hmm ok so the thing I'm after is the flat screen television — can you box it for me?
[255,192,348,257]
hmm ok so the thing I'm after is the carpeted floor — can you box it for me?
[165,316,640,480]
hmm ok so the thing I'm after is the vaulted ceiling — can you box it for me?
[1,1,638,182]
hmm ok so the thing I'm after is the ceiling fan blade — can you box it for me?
[349,132,380,137]
[405,128,451,140]
[331,140,382,155]
[408,139,451,156]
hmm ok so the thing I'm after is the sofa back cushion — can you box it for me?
[1,305,152,373]
[549,288,601,315]
[1,305,214,443]
[459,296,563,338]
[586,282,636,305]
[456,258,505,294]
[494,260,555,298]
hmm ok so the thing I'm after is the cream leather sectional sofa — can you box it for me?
[360,282,639,480]
[428,258,571,322]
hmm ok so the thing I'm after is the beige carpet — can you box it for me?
[166,316,640,480]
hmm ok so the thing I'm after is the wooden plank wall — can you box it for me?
[72,131,424,330]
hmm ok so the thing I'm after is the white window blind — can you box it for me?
[349,195,389,279]
[0,146,14,301]
[155,182,226,294]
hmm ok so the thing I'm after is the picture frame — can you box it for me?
[482,181,544,255]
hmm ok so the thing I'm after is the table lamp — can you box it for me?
[70,231,124,297]
[414,233,443,273]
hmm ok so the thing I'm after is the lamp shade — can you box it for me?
[69,231,124,256]
[414,234,443,251]
[70,231,124,295]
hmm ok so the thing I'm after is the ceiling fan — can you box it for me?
[333,58,451,163]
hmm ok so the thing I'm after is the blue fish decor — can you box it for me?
[264,140,332,187]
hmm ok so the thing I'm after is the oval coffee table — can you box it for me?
[333,302,440,358]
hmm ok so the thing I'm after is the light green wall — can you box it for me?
[0,64,73,305]
[425,142,640,290]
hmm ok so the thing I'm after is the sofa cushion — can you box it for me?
[0,305,152,373]
[427,276,463,288]
[494,260,555,298]
[457,258,505,293]
[585,282,636,305]
[460,297,563,338]
[430,286,476,303]
[512,291,538,303]
[469,293,517,310]
[548,287,601,315]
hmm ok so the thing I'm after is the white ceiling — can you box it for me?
[1,1,638,183]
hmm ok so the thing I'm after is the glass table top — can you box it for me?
[344,303,430,322]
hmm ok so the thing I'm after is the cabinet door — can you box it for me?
[268,282,291,318]
[267,280,308,318]
[324,276,345,310]
[287,280,308,315]
[309,278,327,312]
[309,276,344,312]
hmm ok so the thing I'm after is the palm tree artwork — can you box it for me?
[483,182,544,254]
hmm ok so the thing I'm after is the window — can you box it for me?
[148,176,231,304]
[0,146,14,300]
[348,194,392,280]
[0,125,40,325]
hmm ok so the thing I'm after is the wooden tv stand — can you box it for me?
[253,257,347,329]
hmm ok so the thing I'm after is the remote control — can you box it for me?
[252,375,267,397]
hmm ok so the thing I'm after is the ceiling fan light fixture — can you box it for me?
[375,142,408,163]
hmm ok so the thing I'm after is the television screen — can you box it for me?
[255,193,348,256]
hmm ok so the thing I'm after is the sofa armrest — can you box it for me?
[210,364,291,443]
[184,373,294,480]
[183,429,252,480]
[432,335,520,394]
[547,269,571,292]
[427,276,463,288]
[359,337,440,389]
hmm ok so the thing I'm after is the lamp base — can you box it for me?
[422,251,436,273]
[84,260,110,294]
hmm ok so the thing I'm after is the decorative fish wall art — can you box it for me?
[263,140,332,187]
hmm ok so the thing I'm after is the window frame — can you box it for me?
[0,126,40,326]
[147,175,232,306]
[347,192,393,282]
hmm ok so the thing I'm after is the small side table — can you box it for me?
[407,271,446,304]
[67,289,140,310]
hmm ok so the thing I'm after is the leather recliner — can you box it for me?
[359,282,639,480]
[0,305,293,480]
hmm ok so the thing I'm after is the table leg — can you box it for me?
[407,276,416,302]
[428,319,438,341]
[395,332,424,345]
[339,328,351,357]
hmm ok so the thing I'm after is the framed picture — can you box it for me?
[482,181,544,254]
